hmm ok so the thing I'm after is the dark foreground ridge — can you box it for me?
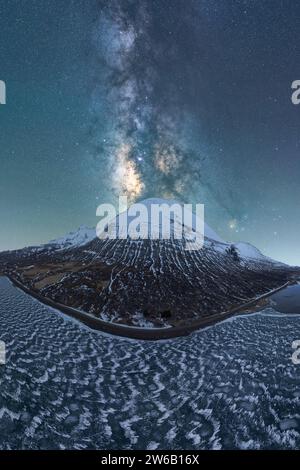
[6,275,293,340]
[1,216,300,336]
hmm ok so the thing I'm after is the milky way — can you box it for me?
[90,0,232,211]
[2,0,300,263]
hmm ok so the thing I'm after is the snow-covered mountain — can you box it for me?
[101,197,224,245]
[44,199,274,264]
[48,225,96,250]
[93,198,276,264]
[35,198,287,326]
[1,198,294,329]
[234,241,272,262]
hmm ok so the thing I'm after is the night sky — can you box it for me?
[1,0,300,265]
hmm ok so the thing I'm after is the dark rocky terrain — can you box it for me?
[1,227,299,327]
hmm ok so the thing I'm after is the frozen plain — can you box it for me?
[0,276,300,450]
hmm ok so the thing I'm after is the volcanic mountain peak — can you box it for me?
[45,198,275,264]
[102,197,224,244]
[0,198,295,330]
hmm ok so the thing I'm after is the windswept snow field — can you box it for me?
[0,276,300,450]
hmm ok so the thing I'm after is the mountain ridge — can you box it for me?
[34,198,282,265]
[0,198,296,329]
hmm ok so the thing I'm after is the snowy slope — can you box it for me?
[49,225,96,249]
[96,198,274,263]
[234,242,266,261]
[47,199,274,264]
[3,200,293,328]
[99,197,224,244]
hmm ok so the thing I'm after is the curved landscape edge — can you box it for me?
[3,275,293,341]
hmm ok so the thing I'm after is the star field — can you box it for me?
[1,0,300,264]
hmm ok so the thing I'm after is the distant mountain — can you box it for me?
[48,225,96,250]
